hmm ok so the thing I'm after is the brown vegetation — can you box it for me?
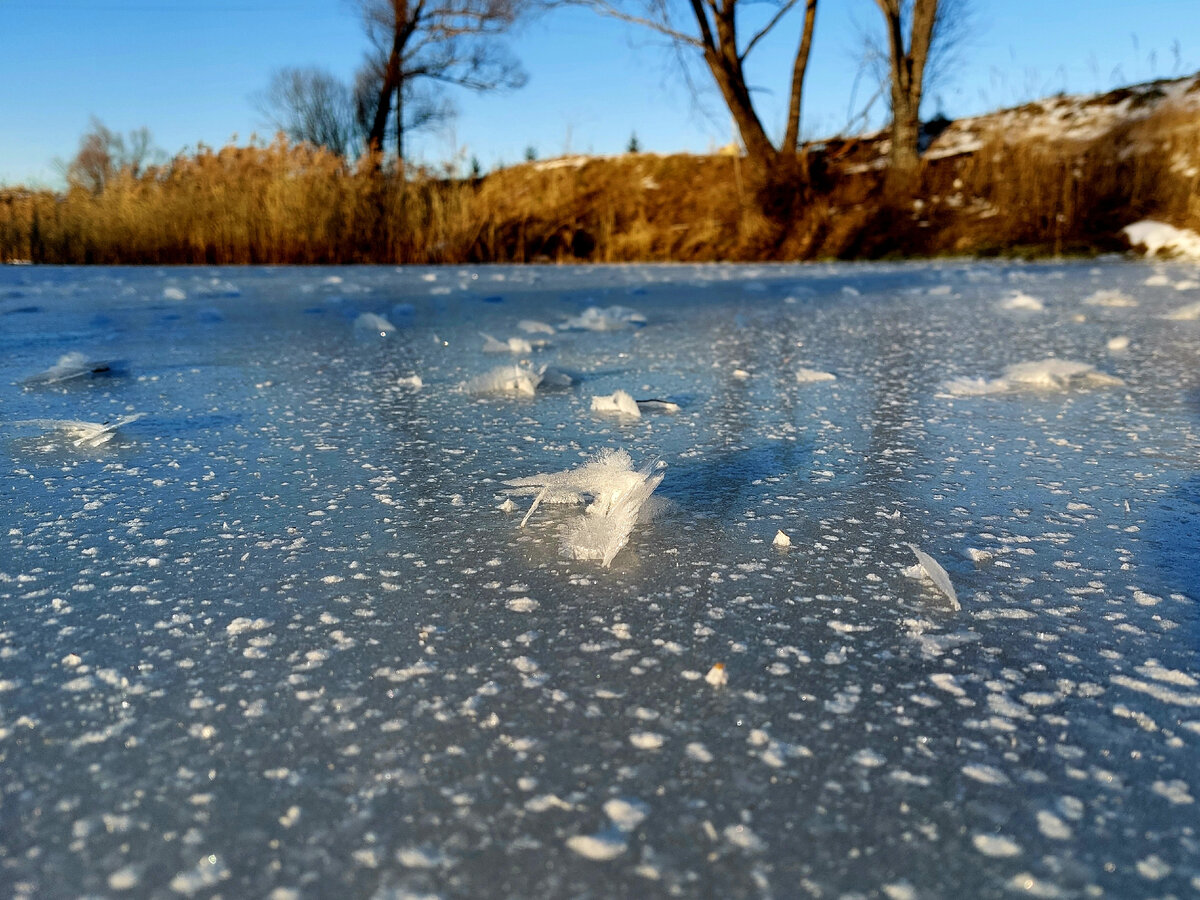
[2,83,1199,266]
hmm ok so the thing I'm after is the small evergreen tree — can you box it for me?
[627,132,639,153]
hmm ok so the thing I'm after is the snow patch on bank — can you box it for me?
[1123,220,1200,260]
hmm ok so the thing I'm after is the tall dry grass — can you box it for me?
[0,137,488,265]
[2,101,1198,265]
[908,97,1200,257]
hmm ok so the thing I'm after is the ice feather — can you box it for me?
[591,390,641,418]
[464,365,542,396]
[15,413,144,448]
[502,449,665,567]
[23,352,120,386]
[906,543,960,611]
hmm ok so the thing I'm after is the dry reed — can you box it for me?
[2,107,1198,265]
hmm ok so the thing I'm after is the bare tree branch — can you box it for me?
[740,0,798,62]
[64,118,164,194]
[355,0,530,160]
[568,0,819,183]
[256,67,361,157]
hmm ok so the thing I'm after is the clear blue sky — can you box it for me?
[0,0,1195,187]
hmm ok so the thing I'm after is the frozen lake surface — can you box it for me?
[2,261,1198,898]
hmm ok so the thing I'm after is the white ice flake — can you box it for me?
[15,413,144,448]
[795,367,836,384]
[603,798,648,831]
[704,663,728,687]
[481,333,534,354]
[560,305,645,331]
[353,312,395,336]
[972,833,1022,858]
[1084,288,1138,307]
[942,359,1123,395]
[464,365,543,396]
[590,390,642,419]
[22,352,119,386]
[502,449,664,566]
[566,833,626,861]
[905,544,960,610]
[629,731,664,749]
[999,291,1045,311]
[1165,300,1200,320]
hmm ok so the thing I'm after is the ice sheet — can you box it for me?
[2,260,1198,899]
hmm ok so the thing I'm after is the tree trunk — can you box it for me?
[782,0,818,155]
[888,89,921,185]
[685,0,778,183]
[706,53,778,183]
[876,0,938,191]
[367,50,399,156]
[395,76,404,165]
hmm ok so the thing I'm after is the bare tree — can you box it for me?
[872,0,948,183]
[65,118,162,194]
[574,0,819,184]
[355,0,529,163]
[257,66,362,157]
[353,56,454,161]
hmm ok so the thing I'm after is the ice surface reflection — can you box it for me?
[1,261,1198,898]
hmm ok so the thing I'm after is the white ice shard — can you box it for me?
[502,448,665,566]
[773,530,792,548]
[354,312,396,336]
[16,413,144,448]
[397,374,423,388]
[518,319,556,335]
[1084,289,1138,307]
[560,305,646,331]
[705,663,728,686]
[942,358,1123,396]
[464,365,542,396]
[538,366,577,388]
[905,543,960,611]
[481,333,534,354]
[999,291,1044,311]
[1166,300,1200,321]
[591,390,641,418]
[22,352,118,386]
[636,398,680,414]
[795,367,836,384]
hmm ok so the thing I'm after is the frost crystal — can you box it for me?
[15,413,144,448]
[481,333,534,354]
[502,448,664,566]
[905,543,961,611]
[705,663,728,687]
[795,367,836,384]
[560,305,646,331]
[353,312,395,336]
[22,352,121,386]
[942,358,1123,395]
[464,365,543,396]
[591,390,641,418]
